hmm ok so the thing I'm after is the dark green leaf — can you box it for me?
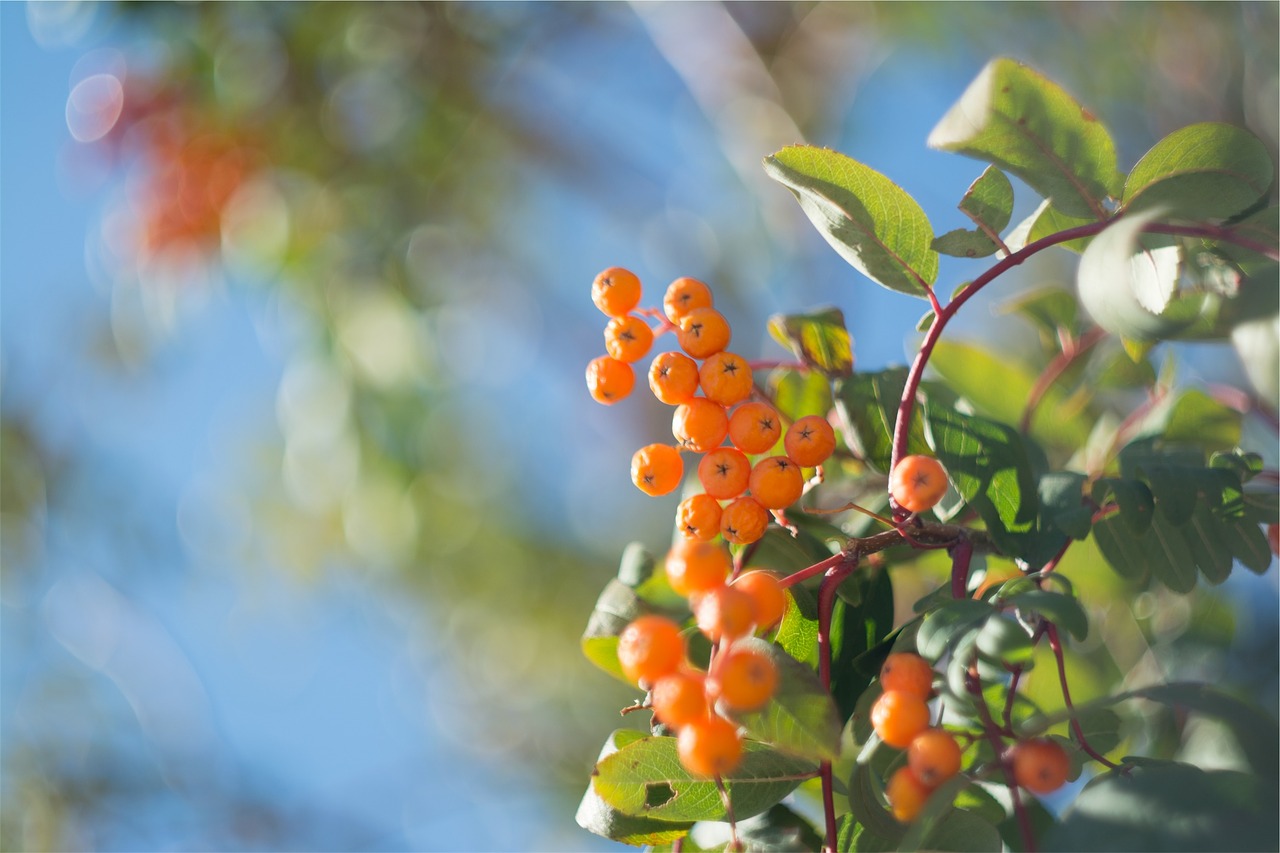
[1122,123,1274,220]
[916,599,994,661]
[592,731,817,823]
[728,638,843,763]
[737,803,825,853]
[764,145,938,296]
[1092,478,1154,533]
[1072,707,1122,754]
[928,58,1119,219]
[837,815,897,852]
[767,307,855,378]
[829,568,895,724]
[847,762,905,845]
[1133,683,1279,780]
[833,368,930,474]
[974,614,1037,666]
[1008,588,1090,641]
[1038,471,1091,539]
[1045,762,1277,852]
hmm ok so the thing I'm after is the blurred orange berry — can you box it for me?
[617,615,685,686]
[665,540,731,597]
[677,714,742,778]
[889,455,950,514]
[730,571,786,631]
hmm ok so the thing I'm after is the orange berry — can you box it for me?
[592,266,642,317]
[648,351,700,405]
[665,540,731,597]
[604,315,654,363]
[677,307,731,359]
[631,444,683,497]
[879,653,934,700]
[889,455,950,514]
[1009,738,1071,795]
[651,670,709,729]
[712,646,778,711]
[870,689,931,749]
[907,729,963,787]
[784,415,837,468]
[677,714,743,778]
[617,615,685,686]
[719,496,769,545]
[698,447,751,500]
[585,355,635,405]
[748,456,805,510]
[885,766,932,822]
[676,494,723,542]
[673,398,729,453]
[663,276,714,324]
[730,571,786,632]
[698,352,754,407]
[728,402,783,455]
[694,585,757,643]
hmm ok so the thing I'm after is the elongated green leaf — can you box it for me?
[1092,477,1155,533]
[1006,589,1089,641]
[847,762,906,844]
[928,58,1119,219]
[736,803,825,853]
[833,368,931,474]
[727,638,842,762]
[1122,123,1273,220]
[592,731,817,823]
[929,340,1093,447]
[1045,762,1277,852]
[764,145,938,296]
[1039,471,1091,539]
[829,569,896,724]
[1077,209,1201,344]
[577,730,694,845]
[837,815,897,852]
[767,307,854,378]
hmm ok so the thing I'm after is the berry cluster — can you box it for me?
[615,566,787,778]
[869,651,1069,822]
[585,266,838,546]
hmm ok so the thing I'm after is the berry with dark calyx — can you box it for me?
[748,455,804,510]
[889,455,950,514]
[677,307,731,359]
[585,355,634,404]
[630,443,683,496]
[673,398,729,453]
[719,495,769,545]
[592,266,642,317]
[676,493,723,541]
[698,446,751,500]
[663,276,713,324]
[728,401,782,455]
[784,414,837,468]
[699,351,753,407]
[648,351,700,405]
[604,315,654,363]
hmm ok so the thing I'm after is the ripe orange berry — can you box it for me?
[663,276,714,324]
[879,653,934,700]
[617,615,685,686]
[665,540,732,597]
[604,315,654,363]
[712,646,778,711]
[698,352,754,407]
[676,494,723,542]
[719,496,769,545]
[698,447,751,500]
[585,355,635,405]
[1009,738,1071,795]
[728,402,783,455]
[784,415,837,468]
[672,398,729,453]
[730,571,786,631]
[631,444,684,496]
[677,714,743,778]
[907,729,963,787]
[885,766,932,823]
[889,455,950,514]
[694,585,757,643]
[748,456,805,510]
[650,670,709,729]
[648,351,700,405]
[870,689,931,749]
[677,307,731,359]
[592,267,642,318]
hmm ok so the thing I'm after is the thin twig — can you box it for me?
[1046,623,1120,769]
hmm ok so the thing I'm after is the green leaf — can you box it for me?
[916,599,995,661]
[770,367,834,428]
[1134,683,1279,780]
[932,227,1003,259]
[1078,209,1216,347]
[1072,707,1122,754]
[736,803,825,853]
[1092,477,1155,533]
[1025,201,1097,252]
[1122,123,1274,220]
[774,581,820,669]
[767,307,855,378]
[928,58,1119,219]
[1006,589,1089,641]
[592,731,817,823]
[1161,388,1243,451]
[763,145,938,296]
[829,568,896,724]
[833,368,930,474]
[1044,762,1277,852]
[996,286,1079,341]
[1038,471,1092,539]
[577,730,695,846]
[933,167,1016,259]
[929,340,1093,447]
[974,614,1036,668]
[923,401,1068,566]
[847,762,906,845]
[727,638,843,763]
[582,578,661,684]
[837,815,897,852]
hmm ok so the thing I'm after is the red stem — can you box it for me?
[950,535,974,599]
[1019,326,1107,434]
[817,557,857,852]
[1046,623,1120,769]
[969,669,1036,853]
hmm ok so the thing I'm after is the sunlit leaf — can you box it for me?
[767,307,855,378]
[764,145,938,296]
[928,58,1120,219]
[833,368,931,474]
[1122,123,1274,220]
[577,730,694,845]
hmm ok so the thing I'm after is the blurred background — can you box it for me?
[2,2,1276,850]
